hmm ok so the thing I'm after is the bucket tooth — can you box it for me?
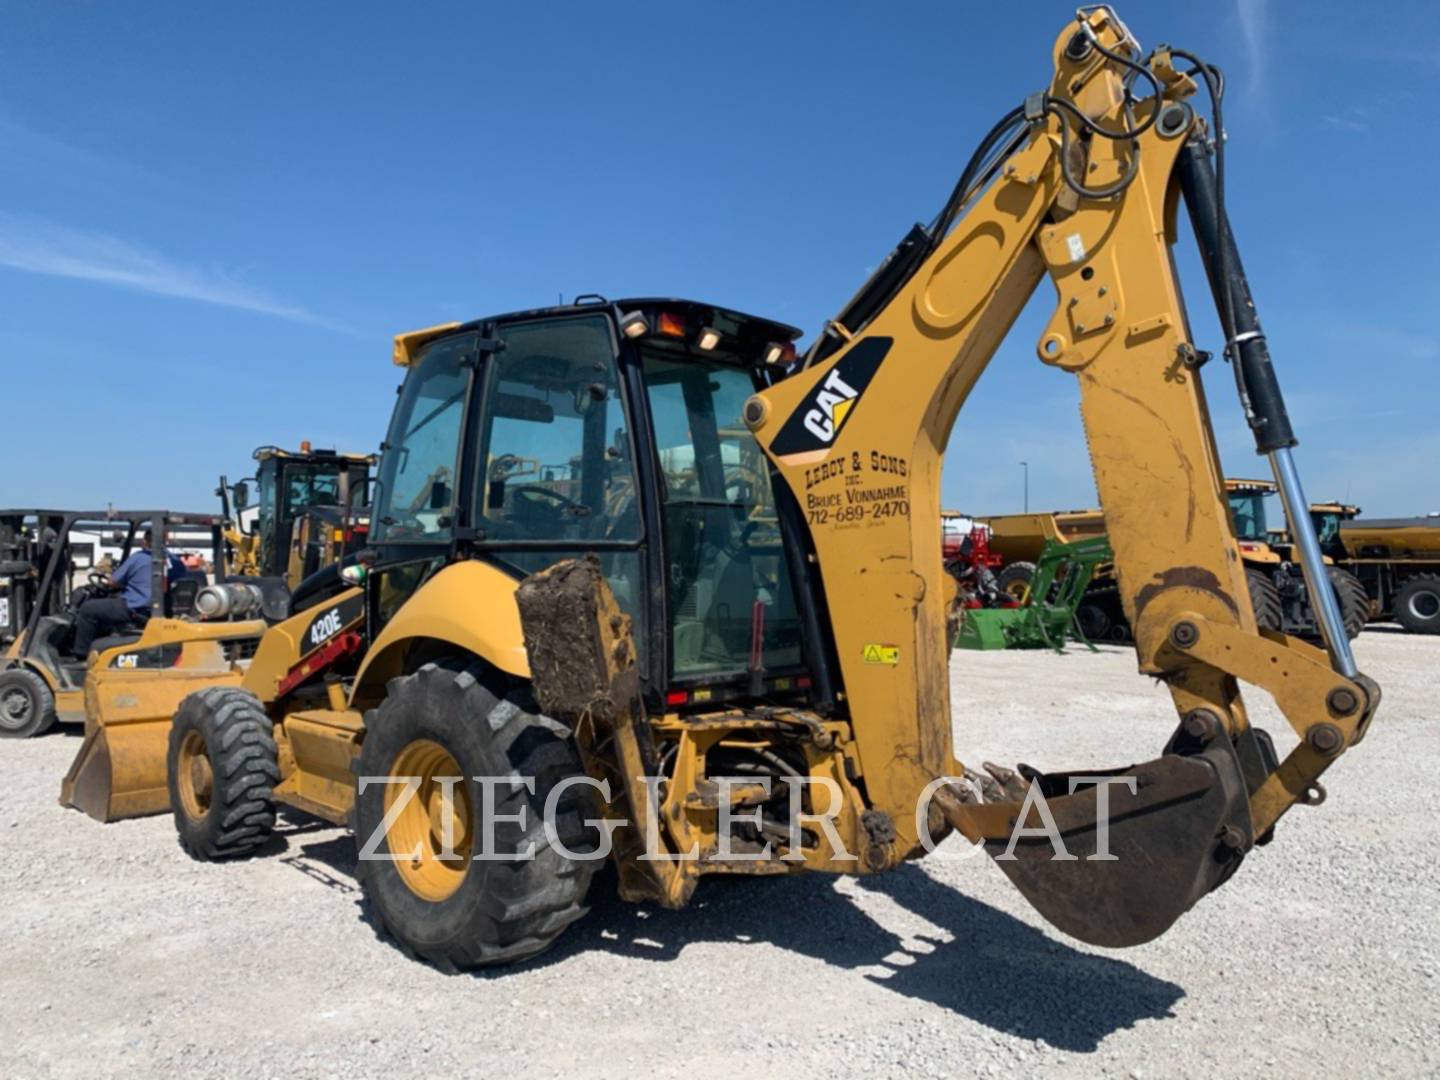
[980,761,1029,802]
[963,766,1007,804]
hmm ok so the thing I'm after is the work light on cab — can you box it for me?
[763,342,796,366]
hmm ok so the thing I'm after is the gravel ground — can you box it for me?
[0,628,1435,1079]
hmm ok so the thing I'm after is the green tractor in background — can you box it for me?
[953,536,1112,652]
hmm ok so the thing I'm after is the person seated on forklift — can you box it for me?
[70,530,184,658]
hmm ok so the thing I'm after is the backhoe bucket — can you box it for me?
[60,666,244,822]
[940,739,1254,947]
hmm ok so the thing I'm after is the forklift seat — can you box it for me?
[90,631,145,656]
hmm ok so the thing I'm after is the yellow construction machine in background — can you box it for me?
[1293,501,1440,633]
[1227,478,1369,639]
[218,443,375,592]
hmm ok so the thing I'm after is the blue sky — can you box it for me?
[0,1,1434,517]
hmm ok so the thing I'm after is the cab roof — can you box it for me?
[1225,477,1278,494]
[392,297,803,367]
[252,445,376,465]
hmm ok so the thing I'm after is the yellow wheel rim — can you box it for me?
[176,729,214,822]
[1004,580,1031,604]
[385,739,472,902]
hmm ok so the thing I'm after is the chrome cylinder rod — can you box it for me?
[1270,447,1358,677]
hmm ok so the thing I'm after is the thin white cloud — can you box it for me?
[0,211,351,332]
[1236,0,1270,97]
[1322,111,1369,133]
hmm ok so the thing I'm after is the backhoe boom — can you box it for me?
[742,6,1379,943]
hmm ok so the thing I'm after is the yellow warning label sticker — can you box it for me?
[863,644,900,665]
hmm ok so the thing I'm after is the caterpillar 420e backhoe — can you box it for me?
[68,6,1379,968]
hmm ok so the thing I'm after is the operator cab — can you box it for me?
[369,298,816,710]
[231,446,374,578]
[1309,502,1360,560]
[1225,478,1277,544]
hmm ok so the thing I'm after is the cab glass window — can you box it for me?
[257,465,278,530]
[1228,493,1267,541]
[476,316,637,543]
[371,334,473,542]
[282,464,342,515]
[643,354,803,679]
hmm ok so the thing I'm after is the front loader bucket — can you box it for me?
[940,739,1253,948]
[60,721,172,821]
[60,667,243,822]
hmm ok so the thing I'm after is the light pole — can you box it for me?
[1020,461,1029,512]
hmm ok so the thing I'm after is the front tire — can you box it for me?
[1394,574,1440,634]
[352,661,600,972]
[0,667,57,739]
[167,687,279,860]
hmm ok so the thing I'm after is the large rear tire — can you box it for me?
[996,562,1036,604]
[1394,574,1440,634]
[167,687,279,860]
[1245,569,1283,633]
[351,660,600,972]
[0,667,57,739]
[1328,567,1370,640]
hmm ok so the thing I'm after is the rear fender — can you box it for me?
[350,560,528,707]
[6,653,60,694]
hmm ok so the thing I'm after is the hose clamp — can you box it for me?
[1223,329,1264,359]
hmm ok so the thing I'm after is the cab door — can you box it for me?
[470,314,649,660]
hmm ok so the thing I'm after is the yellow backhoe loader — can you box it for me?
[66,7,1379,969]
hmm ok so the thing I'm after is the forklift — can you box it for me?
[0,510,224,737]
